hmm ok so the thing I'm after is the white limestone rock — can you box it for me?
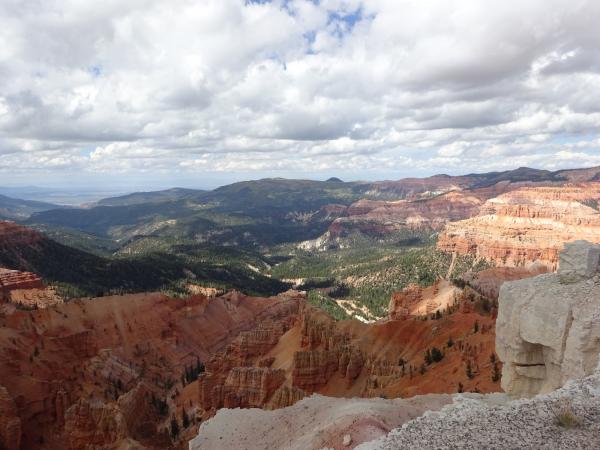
[557,240,600,283]
[496,240,600,398]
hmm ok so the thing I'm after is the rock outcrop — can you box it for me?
[496,240,600,397]
[195,291,500,425]
[0,267,63,308]
[0,268,44,292]
[198,316,298,413]
[359,362,600,450]
[222,367,286,408]
[189,393,454,450]
[388,280,460,319]
[64,398,130,450]
[438,184,600,268]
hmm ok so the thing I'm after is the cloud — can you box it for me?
[1,0,600,185]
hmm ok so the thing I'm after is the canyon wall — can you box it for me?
[328,191,484,238]
[0,289,302,449]
[197,290,500,420]
[438,184,600,268]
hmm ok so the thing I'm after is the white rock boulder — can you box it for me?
[496,240,600,397]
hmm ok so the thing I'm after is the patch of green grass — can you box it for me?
[550,400,582,428]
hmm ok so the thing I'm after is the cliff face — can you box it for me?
[197,313,299,413]
[196,290,500,421]
[438,184,600,268]
[0,267,63,309]
[329,191,485,238]
[496,241,600,397]
[0,290,302,449]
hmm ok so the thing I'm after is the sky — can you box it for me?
[2,0,600,190]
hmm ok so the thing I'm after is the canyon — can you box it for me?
[0,269,500,449]
[196,284,499,422]
[0,288,302,449]
[438,184,600,268]
[3,168,600,449]
[192,241,600,450]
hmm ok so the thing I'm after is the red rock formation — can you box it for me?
[222,367,286,408]
[461,266,548,300]
[266,385,306,409]
[1,272,501,448]
[0,268,44,291]
[0,386,20,450]
[327,190,485,238]
[0,290,301,449]
[368,175,478,199]
[438,184,600,268]
[388,280,461,319]
[0,266,63,309]
[64,398,129,450]
[388,285,423,319]
[196,290,500,419]
[197,317,297,412]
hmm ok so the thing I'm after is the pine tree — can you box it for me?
[170,416,180,440]
[466,360,474,379]
[430,347,444,363]
[492,362,501,382]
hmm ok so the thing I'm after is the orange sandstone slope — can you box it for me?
[1,280,509,449]
[0,290,301,450]
[196,284,501,421]
[438,183,600,268]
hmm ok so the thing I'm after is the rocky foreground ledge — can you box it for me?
[189,241,600,450]
[359,362,600,449]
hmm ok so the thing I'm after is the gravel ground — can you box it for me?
[358,363,600,450]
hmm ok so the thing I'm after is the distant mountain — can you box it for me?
[97,187,204,206]
[28,178,371,245]
[0,194,60,220]
[467,166,567,188]
[0,220,288,297]
[25,166,600,249]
